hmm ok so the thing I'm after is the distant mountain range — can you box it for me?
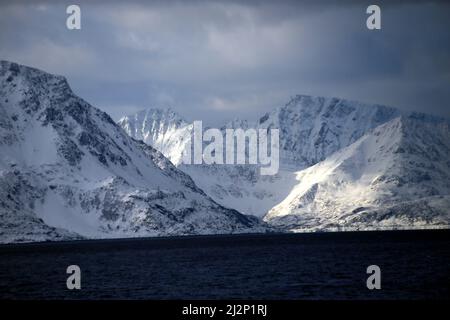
[119,96,450,231]
[0,61,448,243]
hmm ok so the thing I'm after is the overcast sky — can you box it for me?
[1,0,449,125]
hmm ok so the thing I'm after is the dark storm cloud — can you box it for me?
[0,0,449,125]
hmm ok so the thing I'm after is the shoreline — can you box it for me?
[1,228,448,251]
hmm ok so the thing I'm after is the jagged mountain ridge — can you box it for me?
[254,95,401,168]
[120,95,401,169]
[0,61,266,243]
[120,96,402,217]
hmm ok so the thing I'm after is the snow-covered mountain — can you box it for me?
[119,97,450,231]
[265,115,450,231]
[118,108,193,166]
[120,96,402,217]
[0,61,267,243]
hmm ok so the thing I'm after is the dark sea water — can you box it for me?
[0,230,449,300]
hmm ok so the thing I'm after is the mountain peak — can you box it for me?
[119,107,186,127]
[117,106,193,166]
[0,61,74,120]
[0,60,69,89]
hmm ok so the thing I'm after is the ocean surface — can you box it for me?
[0,230,449,299]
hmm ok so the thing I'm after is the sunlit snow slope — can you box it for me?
[265,115,450,231]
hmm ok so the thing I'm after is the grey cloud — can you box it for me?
[0,0,449,125]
